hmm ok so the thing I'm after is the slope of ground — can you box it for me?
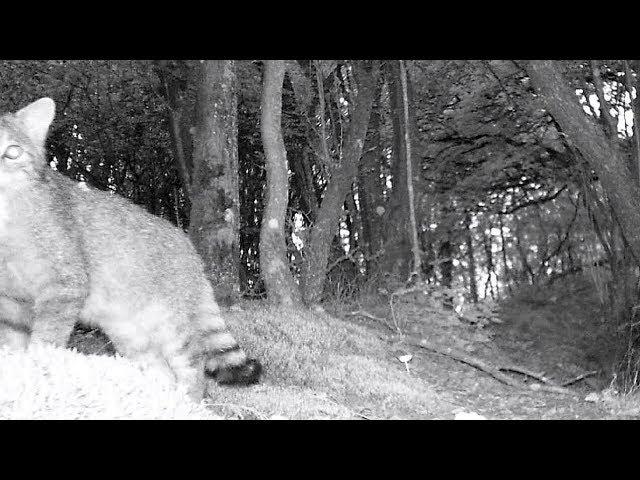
[58,277,640,419]
[492,278,612,391]
[210,304,457,419]
[323,278,634,419]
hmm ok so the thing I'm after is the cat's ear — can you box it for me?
[15,97,56,146]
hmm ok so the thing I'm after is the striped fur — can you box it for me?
[0,98,261,399]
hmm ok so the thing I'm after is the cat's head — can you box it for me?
[0,98,55,187]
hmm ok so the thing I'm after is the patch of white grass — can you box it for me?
[0,342,219,420]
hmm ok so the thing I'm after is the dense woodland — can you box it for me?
[3,59,640,394]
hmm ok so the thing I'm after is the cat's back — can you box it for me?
[48,170,206,291]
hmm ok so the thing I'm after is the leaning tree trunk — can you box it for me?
[259,60,302,306]
[189,60,241,306]
[153,60,194,200]
[300,61,379,305]
[525,60,640,264]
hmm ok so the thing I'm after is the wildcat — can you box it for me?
[0,97,261,399]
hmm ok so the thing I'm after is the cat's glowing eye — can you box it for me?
[2,145,23,160]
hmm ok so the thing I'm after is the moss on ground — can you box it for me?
[208,303,455,419]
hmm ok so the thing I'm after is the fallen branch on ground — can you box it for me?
[561,370,598,387]
[499,366,554,385]
[347,310,396,332]
[388,297,403,335]
[413,340,575,395]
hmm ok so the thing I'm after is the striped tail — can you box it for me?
[205,344,262,385]
[196,302,262,386]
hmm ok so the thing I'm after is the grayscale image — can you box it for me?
[0,60,633,419]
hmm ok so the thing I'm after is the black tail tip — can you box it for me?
[207,358,262,386]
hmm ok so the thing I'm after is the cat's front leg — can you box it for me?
[0,295,33,350]
[30,274,87,348]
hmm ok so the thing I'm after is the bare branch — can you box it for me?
[414,340,574,395]
[499,185,568,215]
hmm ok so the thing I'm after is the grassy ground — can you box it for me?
[66,277,640,419]
[206,304,456,419]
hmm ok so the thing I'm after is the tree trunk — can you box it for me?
[623,60,640,185]
[439,239,453,289]
[514,213,534,284]
[378,60,423,281]
[259,60,302,306]
[399,60,423,280]
[380,61,411,278]
[464,212,478,303]
[357,82,384,273]
[534,204,549,277]
[189,60,241,306]
[483,226,495,300]
[300,61,378,304]
[437,203,455,292]
[525,60,640,264]
[153,60,194,200]
[498,214,513,294]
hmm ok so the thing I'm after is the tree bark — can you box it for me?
[380,60,422,280]
[153,60,194,199]
[300,61,378,304]
[189,60,241,306]
[357,82,384,272]
[525,60,640,264]
[259,60,302,305]
[399,60,423,280]
[380,61,411,277]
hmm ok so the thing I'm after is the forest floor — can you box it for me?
[71,276,640,419]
